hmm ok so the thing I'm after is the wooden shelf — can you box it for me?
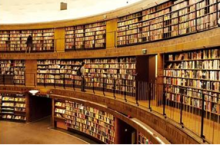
[117,0,219,47]
[54,100,116,144]
[65,22,106,51]
[164,47,220,116]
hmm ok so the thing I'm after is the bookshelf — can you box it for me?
[65,22,106,51]
[54,99,66,121]
[0,93,27,122]
[164,48,220,115]
[0,31,10,52]
[37,60,82,87]
[37,56,153,97]
[0,29,54,52]
[65,27,75,50]
[37,57,137,96]
[138,132,152,144]
[117,0,220,47]
[0,60,25,85]
[9,31,21,52]
[21,30,32,51]
[84,57,136,95]
[53,99,116,144]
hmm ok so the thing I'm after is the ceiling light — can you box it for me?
[29,90,39,95]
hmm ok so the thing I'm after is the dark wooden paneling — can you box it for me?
[28,95,52,122]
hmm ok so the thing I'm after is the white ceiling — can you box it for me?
[0,0,142,24]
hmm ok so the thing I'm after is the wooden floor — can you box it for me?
[0,117,97,144]
[33,86,220,144]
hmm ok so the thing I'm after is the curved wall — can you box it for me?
[1,0,220,144]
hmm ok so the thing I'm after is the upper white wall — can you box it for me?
[0,0,142,24]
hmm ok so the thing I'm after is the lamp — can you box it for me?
[29,90,39,95]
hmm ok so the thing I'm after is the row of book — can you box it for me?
[164,70,220,80]
[166,92,219,113]
[165,85,219,101]
[164,77,220,91]
[168,49,220,61]
[2,97,25,102]
[166,60,220,69]
[1,115,26,121]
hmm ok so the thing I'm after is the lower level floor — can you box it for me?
[0,117,97,144]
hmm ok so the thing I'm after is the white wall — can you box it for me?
[0,0,142,24]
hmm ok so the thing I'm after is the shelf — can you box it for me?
[54,116,66,122]
[0,118,26,122]
[166,99,220,115]
[164,76,220,82]
[165,91,220,104]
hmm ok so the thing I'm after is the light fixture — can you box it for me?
[60,2,67,10]
[29,90,39,95]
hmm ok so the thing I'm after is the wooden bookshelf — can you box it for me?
[138,132,152,144]
[37,56,154,97]
[54,99,66,121]
[9,31,21,52]
[164,48,220,115]
[65,27,75,50]
[0,31,10,52]
[0,60,25,85]
[65,22,106,51]
[0,29,54,52]
[37,57,137,96]
[117,0,219,47]
[53,99,116,144]
[37,60,82,87]
[21,30,32,51]
[0,93,27,122]
[84,57,136,95]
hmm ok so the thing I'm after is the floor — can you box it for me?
[0,117,96,144]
